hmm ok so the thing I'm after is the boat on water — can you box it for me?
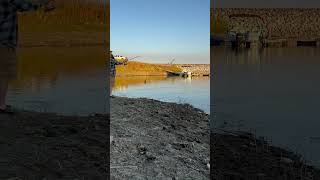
[166,71,192,78]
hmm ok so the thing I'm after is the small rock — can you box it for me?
[281,157,294,164]
[145,152,156,161]
[110,136,114,144]
[137,144,147,154]
[163,114,169,117]
[165,144,174,152]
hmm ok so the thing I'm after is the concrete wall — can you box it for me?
[176,64,210,76]
[213,8,320,40]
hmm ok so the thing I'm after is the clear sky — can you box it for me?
[110,0,210,64]
[212,0,320,8]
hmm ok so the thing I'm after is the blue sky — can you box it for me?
[110,0,210,64]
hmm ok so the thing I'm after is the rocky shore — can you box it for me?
[110,97,210,179]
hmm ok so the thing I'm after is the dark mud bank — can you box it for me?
[211,132,320,180]
[0,111,109,179]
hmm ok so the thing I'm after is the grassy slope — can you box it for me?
[19,0,106,27]
[116,61,183,75]
[18,0,108,46]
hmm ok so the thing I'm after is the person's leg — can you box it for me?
[0,47,16,111]
[0,78,9,110]
[110,77,115,96]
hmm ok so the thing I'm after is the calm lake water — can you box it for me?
[7,47,209,115]
[7,47,107,116]
[213,47,320,167]
[112,76,210,114]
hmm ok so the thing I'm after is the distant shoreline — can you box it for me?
[116,61,210,77]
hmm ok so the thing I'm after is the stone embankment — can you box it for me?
[212,8,320,40]
[176,64,210,76]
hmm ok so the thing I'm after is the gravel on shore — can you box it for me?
[111,96,210,179]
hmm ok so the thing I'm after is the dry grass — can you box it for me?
[116,61,183,74]
[19,0,108,32]
[17,0,109,45]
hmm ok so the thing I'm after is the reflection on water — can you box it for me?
[213,47,320,167]
[7,47,107,116]
[112,76,210,114]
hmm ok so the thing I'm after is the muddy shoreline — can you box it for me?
[0,96,210,179]
[211,132,320,180]
[0,111,109,179]
[111,96,210,179]
[2,96,319,179]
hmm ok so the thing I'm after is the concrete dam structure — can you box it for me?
[212,8,320,47]
[176,64,210,76]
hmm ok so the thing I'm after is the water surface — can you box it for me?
[213,47,320,167]
[7,46,107,116]
[112,76,210,114]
